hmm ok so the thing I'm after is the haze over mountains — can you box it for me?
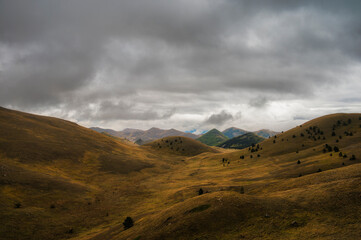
[91,126,278,146]
[90,127,199,142]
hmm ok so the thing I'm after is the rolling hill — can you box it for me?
[144,136,219,156]
[196,128,229,146]
[218,132,265,149]
[1,107,361,240]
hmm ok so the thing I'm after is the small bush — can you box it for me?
[14,202,21,208]
[123,217,134,230]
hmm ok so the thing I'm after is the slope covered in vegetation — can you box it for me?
[196,128,229,146]
[218,132,265,149]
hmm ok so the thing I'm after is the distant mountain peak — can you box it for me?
[197,128,228,146]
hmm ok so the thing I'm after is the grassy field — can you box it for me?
[1,107,361,240]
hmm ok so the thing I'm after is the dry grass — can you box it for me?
[0,107,361,240]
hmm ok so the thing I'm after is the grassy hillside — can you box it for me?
[92,113,361,240]
[144,136,219,156]
[197,129,229,146]
[222,127,249,138]
[0,107,161,240]
[1,107,361,240]
[218,132,265,149]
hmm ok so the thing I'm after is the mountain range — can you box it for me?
[91,127,199,143]
[91,126,279,145]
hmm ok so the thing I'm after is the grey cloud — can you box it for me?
[249,97,268,108]
[205,110,233,125]
[0,0,360,129]
[76,100,175,121]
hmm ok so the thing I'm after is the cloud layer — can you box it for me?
[1,0,361,131]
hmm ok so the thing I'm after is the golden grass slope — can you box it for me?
[88,113,361,240]
[1,107,361,240]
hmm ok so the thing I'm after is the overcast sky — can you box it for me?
[1,0,361,133]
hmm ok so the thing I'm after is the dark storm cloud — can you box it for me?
[0,0,361,128]
[205,110,233,125]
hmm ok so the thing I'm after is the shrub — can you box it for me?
[332,131,336,136]
[14,202,21,208]
[123,217,134,230]
[350,155,356,161]
[297,160,301,164]
[317,168,322,173]
[333,146,339,152]
[240,186,245,194]
[198,188,204,195]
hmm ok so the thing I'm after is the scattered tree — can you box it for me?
[14,202,21,208]
[333,146,339,152]
[240,186,244,194]
[332,132,336,136]
[123,217,134,230]
[350,155,356,161]
[198,188,204,195]
[317,168,322,173]
[297,160,301,164]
